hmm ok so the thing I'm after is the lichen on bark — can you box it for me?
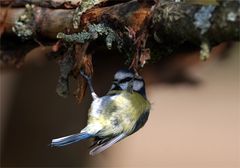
[57,23,123,50]
[12,4,36,40]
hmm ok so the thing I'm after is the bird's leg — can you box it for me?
[80,70,98,100]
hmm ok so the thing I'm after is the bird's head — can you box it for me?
[110,69,146,98]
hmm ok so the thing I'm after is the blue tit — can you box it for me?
[51,69,151,155]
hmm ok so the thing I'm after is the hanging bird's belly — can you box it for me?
[88,91,149,137]
[100,99,140,136]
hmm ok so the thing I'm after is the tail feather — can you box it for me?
[51,132,92,147]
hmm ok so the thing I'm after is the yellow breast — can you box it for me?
[87,90,150,136]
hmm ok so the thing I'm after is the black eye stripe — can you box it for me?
[114,77,132,84]
[114,77,144,84]
[110,84,122,91]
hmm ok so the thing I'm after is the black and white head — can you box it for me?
[109,69,146,98]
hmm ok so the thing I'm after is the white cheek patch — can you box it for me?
[114,71,133,81]
[119,83,128,90]
[133,80,143,91]
[119,81,143,91]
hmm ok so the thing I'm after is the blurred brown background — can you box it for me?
[0,43,239,167]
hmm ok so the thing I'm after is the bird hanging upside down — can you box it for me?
[51,69,151,155]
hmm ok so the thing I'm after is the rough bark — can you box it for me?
[0,0,131,8]
[1,0,239,43]
[0,0,239,99]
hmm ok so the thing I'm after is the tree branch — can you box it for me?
[1,0,239,100]
[0,0,131,8]
[0,0,239,64]
[1,0,239,41]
